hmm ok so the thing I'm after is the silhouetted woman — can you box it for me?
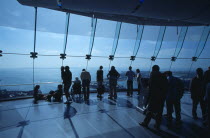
[107,66,120,99]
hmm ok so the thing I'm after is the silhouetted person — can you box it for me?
[126,66,135,96]
[61,66,65,80]
[165,71,184,127]
[140,65,168,130]
[33,85,40,104]
[47,85,63,102]
[204,67,210,129]
[107,66,120,99]
[97,66,104,98]
[72,77,81,96]
[190,68,206,120]
[136,69,143,95]
[62,66,72,104]
[80,69,91,100]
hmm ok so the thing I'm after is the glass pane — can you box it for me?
[132,58,151,78]
[136,26,160,58]
[178,26,204,58]
[151,59,172,72]
[158,27,180,58]
[0,26,34,54]
[66,14,91,56]
[36,8,65,54]
[37,8,65,34]
[170,59,192,78]
[199,36,210,58]
[0,55,33,100]
[34,56,62,94]
[114,23,136,57]
[91,19,116,56]
[0,55,33,85]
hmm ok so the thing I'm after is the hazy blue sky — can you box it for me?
[0,0,210,72]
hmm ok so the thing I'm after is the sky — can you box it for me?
[0,0,210,72]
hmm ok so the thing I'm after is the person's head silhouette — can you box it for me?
[65,66,70,71]
[152,65,160,72]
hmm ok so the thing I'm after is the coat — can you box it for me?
[147,71,168,113]
[190,76,205,100]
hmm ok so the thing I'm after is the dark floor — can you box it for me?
[0,92,209,138]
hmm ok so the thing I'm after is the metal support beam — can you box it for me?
[110,22,122,59]
[63,13,70,55]
[172,27,188,61]
[151,26,166,61]
[169,27,188,70]
[30,7,38,59]
[88,17,97,56]
[131,25,144,60]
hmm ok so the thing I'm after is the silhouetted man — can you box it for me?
[80,69,91,100]
[190,68,206,120]
[166,71,184,127]
[107,66,120,99]
[97,66,104,98]
[140,65,168,130]
[204,67,210,129]
[126,66,135,97]
[62,66,72,104]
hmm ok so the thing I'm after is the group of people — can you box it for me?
[33,64,210,130]
[140,65,210,131]
[60,65,142,101]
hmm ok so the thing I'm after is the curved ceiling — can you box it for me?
[17,0,210,26]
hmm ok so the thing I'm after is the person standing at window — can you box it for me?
[190,68,206,120]
[97,66,104,98]
[125,66,135,97]
[62,66,72,104]
[107,66,120,99]
[80,69,91,101]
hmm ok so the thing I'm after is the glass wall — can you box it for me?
[0,0,210,100]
